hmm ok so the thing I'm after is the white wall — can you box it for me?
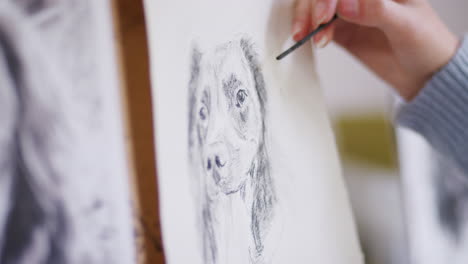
[315,0,468,118]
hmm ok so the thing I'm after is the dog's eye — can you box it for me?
[199,106,208,120]
[236,90,248,108]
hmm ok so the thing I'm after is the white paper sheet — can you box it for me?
[144,1,363,263]
[0,1,135,263]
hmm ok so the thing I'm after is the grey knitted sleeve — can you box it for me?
[397,35,468,173]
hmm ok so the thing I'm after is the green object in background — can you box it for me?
[335,114,398,170]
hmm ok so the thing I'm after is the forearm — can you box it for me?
[397,35,468,173]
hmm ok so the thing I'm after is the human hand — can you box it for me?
[292,0,459,101]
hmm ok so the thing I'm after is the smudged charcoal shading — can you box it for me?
[240,38,267,118]
[240,39,275,257]
[0,27,21,89]
[0,15,67,264]
[202,206,217,264]
[15,0,48,14]
[250,144,274,256]
[434,156,468,243]
[188,46,203,150]
[1,147,67,264]
[188,37,276,264]
[437,185,460,239]
[0,1,136,263]
[223,74,242,106]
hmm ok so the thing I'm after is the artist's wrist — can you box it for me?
[429,35,460,79]
[403,35,460,102]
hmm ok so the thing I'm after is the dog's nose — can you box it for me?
[206,155,226,170]
[205,142,229,172]
[215,155,225,168]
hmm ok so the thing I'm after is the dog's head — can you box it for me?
[189,38,267,196]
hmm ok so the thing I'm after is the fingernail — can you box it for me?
[315,1,327,25]
[292,21,302,39]
[342,0,359,17]
[316,36,329,48]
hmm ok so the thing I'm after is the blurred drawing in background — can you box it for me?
[0,1,135,263]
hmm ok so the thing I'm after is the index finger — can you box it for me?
[311,0,338,29]
[292,0,313,41]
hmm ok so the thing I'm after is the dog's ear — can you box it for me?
[188,45,202,150]
[238,38,267,113]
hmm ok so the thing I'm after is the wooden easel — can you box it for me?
[113,0,165,263]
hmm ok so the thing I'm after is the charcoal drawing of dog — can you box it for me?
[0,4,68,263]
[0,1,133,263]
[188,38,276,264]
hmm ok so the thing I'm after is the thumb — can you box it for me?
[337,0,410,30]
